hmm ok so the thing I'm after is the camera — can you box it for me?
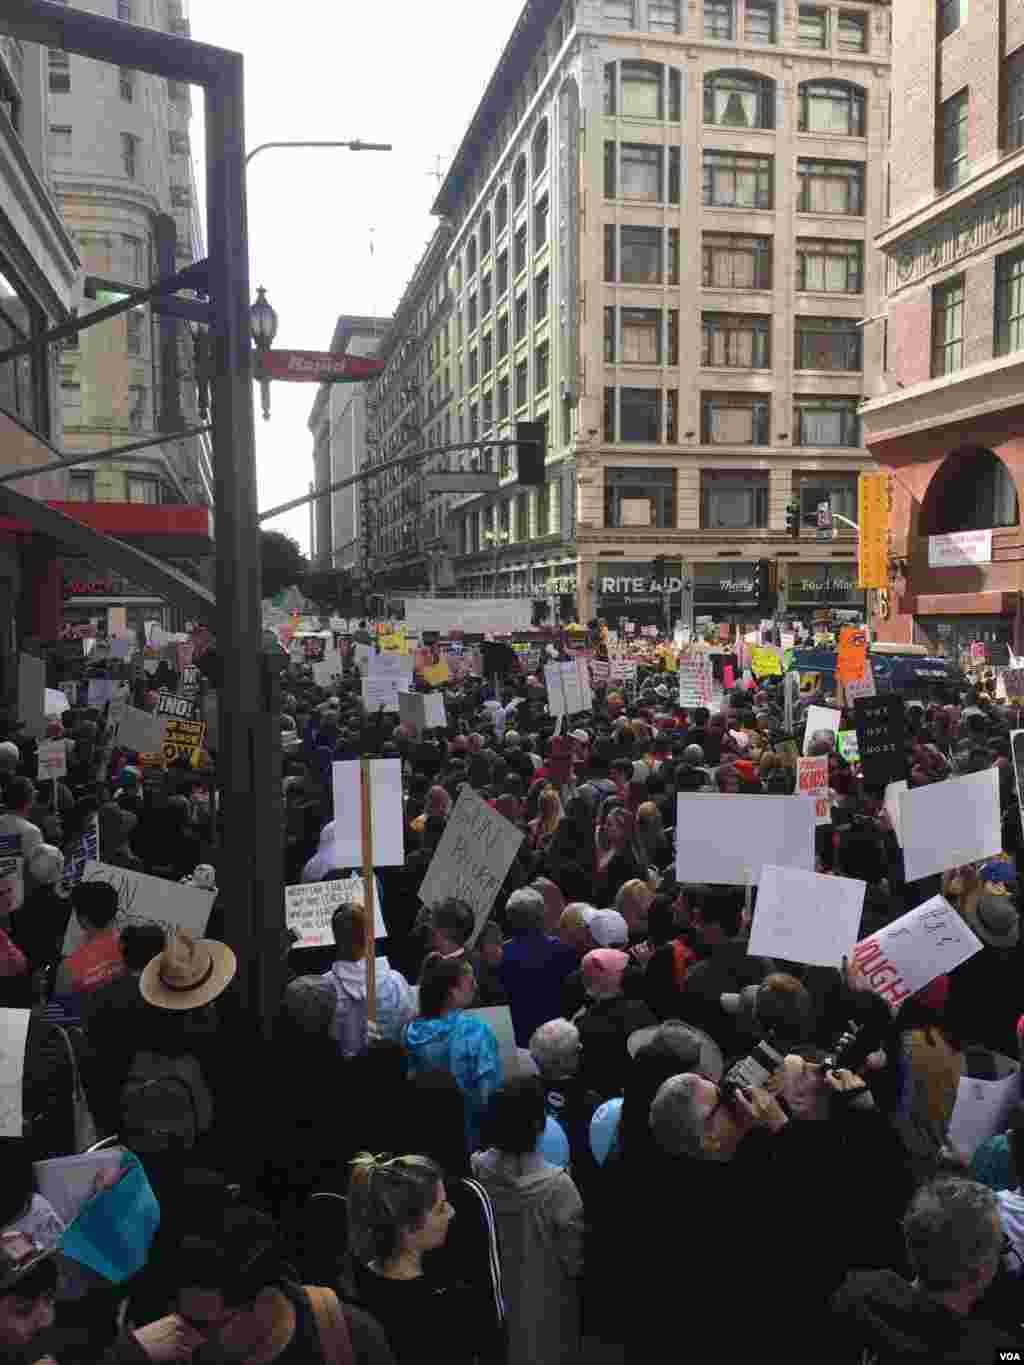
[719,1037,786,1106]
[820,1016,884,1077]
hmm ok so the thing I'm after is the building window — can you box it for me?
[649,0,681,33]
[796,238,863,292]
[61,381,82,412]
[603,0,634,28]
[704,71,775,129]
[48,50,70,93]
[482,391,493,430]
[513,156,527,208]
[702,313,771,368]
[619,225,660,283]
[515,291,528,339]
[128,476,159,504]
[128,384,146,431]
[466,237,477,279]
[702,233,772,289]
[798,6,828,48]
[480,212,492,256]
[533,120,549,179]
[514,223,528,276]
[468,348,479,387]
[535,340,550,393]
[793,396,860,446]
[795,317,862,370]
[996,247,1024,357]
[798,81,865,136]
[121,132,138,179]
[701,393,770,445]
[467,292,478,333]
[940,90,969,190]
[534,194,549,249]
[68,472,93,500]
[612,307,662,364]
[497,313,509,358]
[619,388,663,441]
[745,1,776,43]
[495,185,509,234]
[703,150,773,209]
[515,358,528,407]
[939,0,965,40]
[481,272,492,315]
[469,403,479,441]
[701,470,769,528]
[498,375,510,419]
[611,143,655,200]
[482,333,493,375]
[1006,49,1024,150]
[126,309,144,356]
[535,268,549,321]
[605,466,676,527]
[705,0,734,40]
[797,158,864,214]
[838,11,867,51]
[497,249,509,297]
[49,124,72,157]
[932,275,965,376]
[798,474,859,528]
[119,67,134,101]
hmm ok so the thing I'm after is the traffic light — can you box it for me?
[785,502,800,539]
[516,420,546,486]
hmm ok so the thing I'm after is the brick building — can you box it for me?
[862,0,1024,664]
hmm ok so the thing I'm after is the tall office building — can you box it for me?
[365,0,890,629]
[862,0,1024,663]
[46,0,213,637]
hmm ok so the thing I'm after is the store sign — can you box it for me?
[693,562,759,608]
[63,577,115,598]
[787,563,863,606]
[597,561,683,606]
[928,530,993,569]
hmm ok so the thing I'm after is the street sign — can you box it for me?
[257,350,385,384]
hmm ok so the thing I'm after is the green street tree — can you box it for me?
[260,529,309,600]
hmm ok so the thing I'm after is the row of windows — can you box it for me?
[604,65,868,138]
[938,61,1024,195]
[605,147,866,214]
[932,246,1024,378]
[604,467,861,530]
[603,387,860,446]
[603,0,871,53]
[67,472,163,504]
[457,121,549,288]
[601,306,863,371]
[456,478,561,554]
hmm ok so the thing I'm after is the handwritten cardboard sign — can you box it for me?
[361,654,413,712]
[796,755,831,826]
[285,876,386,948]
[851,894,982,1008]
[398,691,447,731]
[61,861,215,956]
[418,786,525,944]
[678,654,714,708]
[156,692,197,720]
[36,740,67,782]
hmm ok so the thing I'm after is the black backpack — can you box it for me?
[119,1051,213,1154]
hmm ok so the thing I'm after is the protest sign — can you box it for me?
[61,812,99,893]
[675,794,815,885]
[0,1010,30,1138]
[544,662,589,716]
[115,706,166,756]
[0,834,23,916]
[468,1006,517,1073]
[418,786,525,944]
[844,659,876,705]
[36,740,67,782]
[45,688,69,717]
[162,717,206,765]
[884,780,907,846]
[751,646,782,678]
[1003,668,1024,700]
[802,705,842,754]
[854,695,905,788]
[899,767,1001,882]
[423,659,449,687]
[748,864,865,969]
[361,654,412,711]
[949,1068,1022,1159]
[285,876,386,949]
[851,894,982,1007]
[837,730,860,763]
[62,862,216,956]
[34,1149,126,1227]
[57,681,78,707]
[18,654,47,737]
[796,755,831,826]
[836,627,867,684]
[332,759,405,868]
[156,692,197,721]
[398,691,447,731]
[678,654,714,708]
[783,671,800,733]
[180,664,200,695]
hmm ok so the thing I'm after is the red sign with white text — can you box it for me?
[257,350,385,384]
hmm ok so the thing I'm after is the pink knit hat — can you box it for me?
[582,948,630,993]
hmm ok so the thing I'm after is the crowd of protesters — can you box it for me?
[0,629,1023,1363]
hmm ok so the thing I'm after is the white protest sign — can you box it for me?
[61,862,216,956]
[467,1006,517,1073]
[898,767,1001,882]
[678,654,714,709]
[802,705,842,754]
[331,759,405,868]
[34,1149,126,1227]
[115,706,166,755]
[0,1009,30,1138]
[18,654,47,737]
[398,691,447,731]
[675,794,815,885]
[418,786,525,944]
[851,894,983,1008]
[0,833,24,916]
[948,1068,1022,1158]
[36,740,67,782]
[748,864,865,969]
[285,876,386,949]
[362,654,413,711]
[884,780,907,847]
[796,755,831,826]
[61,812,99,892]
[544,662,588,716]
[45,688,70,716]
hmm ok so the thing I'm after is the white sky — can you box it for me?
[189,0,525,554]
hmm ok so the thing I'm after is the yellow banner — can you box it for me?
[751,646,783,677]
[858,472,889,589]
[423,660,450,686]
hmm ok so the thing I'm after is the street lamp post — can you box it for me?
[249,286,279,421]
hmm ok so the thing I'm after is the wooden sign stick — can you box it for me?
[360,756,377,1027]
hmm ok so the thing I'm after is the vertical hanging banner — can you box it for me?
[858,472,889,590]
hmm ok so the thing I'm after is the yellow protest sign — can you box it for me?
[858,472,889,589]
[423,659,450,686]
[162,717,206,765]
[751,646,783,677]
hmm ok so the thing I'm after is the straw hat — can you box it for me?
[140,928,236,1010]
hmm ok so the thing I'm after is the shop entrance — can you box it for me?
[915,616,1014,666]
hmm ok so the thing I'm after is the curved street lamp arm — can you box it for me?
[245,139,392,168]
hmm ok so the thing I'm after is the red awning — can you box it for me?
[0,501,214,558]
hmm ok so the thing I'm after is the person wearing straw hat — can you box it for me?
[139,928,236,1013]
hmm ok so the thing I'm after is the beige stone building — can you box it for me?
[364,0,891,630]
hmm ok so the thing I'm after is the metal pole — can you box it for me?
[205,60,282,1040]
[245,139,392,168]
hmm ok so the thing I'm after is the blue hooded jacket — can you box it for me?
[405,1011,503,1149]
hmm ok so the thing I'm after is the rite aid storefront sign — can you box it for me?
[597,561,682,623]
[928,530,993,569]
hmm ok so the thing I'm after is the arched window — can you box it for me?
[704,70,775,129]
[480,211,492,257]
[798,81,866,137]
[513,154,527,207]
[495,185,508,234]
[924,447,1020,535]
[466,235,477,279]
[532,119,549,179]
[605,61,681,121]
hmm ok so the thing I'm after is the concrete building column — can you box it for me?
[19,537,62,643]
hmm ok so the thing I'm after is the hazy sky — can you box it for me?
[189,0,525,553]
